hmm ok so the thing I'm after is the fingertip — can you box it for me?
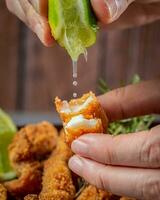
[43,33,54,47]
[91,0,111,24]
[35,22,54,47]
[68,155,83,175]
[91,0,134,24]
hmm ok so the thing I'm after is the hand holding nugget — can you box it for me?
[69,79,160,200]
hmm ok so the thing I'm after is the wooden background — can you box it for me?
[0,0,160,114]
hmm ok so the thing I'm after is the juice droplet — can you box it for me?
[72,60,77,78]
[73,93,77,98]
[84,50,88,62]
[73,81,78,86]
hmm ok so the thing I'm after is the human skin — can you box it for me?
[5,0,160,46]
[68,79,160,200]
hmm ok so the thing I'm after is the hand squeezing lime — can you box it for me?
[48,0,98,61]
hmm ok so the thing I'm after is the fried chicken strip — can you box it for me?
[5,162,42,198]
[39,132,76,200]
[55,92,108,145]
[120,197,136,200]
[76,185,111,200]
[5,122,58,199]
[24,194,39,200]
[0,184,7,200]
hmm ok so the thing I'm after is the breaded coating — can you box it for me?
[5,122,58,199]
[39,135,76,200]
[5,162,42,198]
[120,197,136,200]
[65,114,104,146]
[76,185,111,200]
[24,194,39,200]
[55,92,107,127]
[9,121,58,167]
[55,92,108,145]
[0,184,7,200]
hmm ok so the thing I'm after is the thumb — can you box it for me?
[91,0,134,23]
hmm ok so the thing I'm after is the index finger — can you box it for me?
[71,125,160,168]
[98,79,160,122]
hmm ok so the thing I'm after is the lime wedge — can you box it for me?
[48,0,98,61]
[0,109,17,181]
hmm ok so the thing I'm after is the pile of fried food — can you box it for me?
[0,92,135,200]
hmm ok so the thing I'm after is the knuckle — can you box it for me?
[103,137,117,165]
[140,128,160,167]
[96,168,109,190]
[104,148,114,165]
[141,177,160,200]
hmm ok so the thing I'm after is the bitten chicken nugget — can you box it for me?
[9,121,58,167]
[55,92,108,145]
[39,134,75,200]
[0,184,7,200]
[76,185,111,200]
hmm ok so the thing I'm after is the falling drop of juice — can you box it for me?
[72,60,78,98]
[73,81,78,86]
[72,60,77,78]
[84,50,88,62]
[73,93,78,98]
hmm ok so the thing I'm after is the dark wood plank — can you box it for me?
[0,1,19,110]
[98,21,160,89]
[0,0,160,113]
[101,29,131,88]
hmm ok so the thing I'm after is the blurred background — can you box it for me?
[0,1,160,124]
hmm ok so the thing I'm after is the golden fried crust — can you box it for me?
[55,92,108,145]
[24,194,39,200]
[76,185,111,200]
[5,162,42,198]
[55,92,108,130]
[65,119,103,146]
[0,184,7,200]
[5,122,58,199]
[39,137,75,200]
[9,122,58,167]
[120,197,136,200]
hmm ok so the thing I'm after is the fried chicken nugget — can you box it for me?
[24,194,39,200]
[55,92,108,145]
[39,133,76,200]
[5,162,42,198]
[9,121,58,167]
[0,184,7,200]
[5,122,58,198]
[76,185,111,200]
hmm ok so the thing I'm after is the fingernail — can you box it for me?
[71,140,89,155]
[35,24,44,41]
[69,156,83,175]
[104,0,119,22]
[104,0,133,22]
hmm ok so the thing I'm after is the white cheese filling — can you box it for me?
[60,96,94,113]
[65,114,98,129]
